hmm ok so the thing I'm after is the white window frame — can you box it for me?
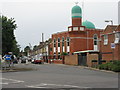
[104,35,108,45]
[69,28,72,31]
[114,32,120,44]
[73,27,78,31]
[80,27,84,31]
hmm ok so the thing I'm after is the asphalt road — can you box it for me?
[1,63,119,89]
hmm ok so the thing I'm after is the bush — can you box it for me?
[98,60,120,72]
[112,60,120,65]
[111,65,120,72]
[61,52,68,56]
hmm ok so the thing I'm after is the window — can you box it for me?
[94,34,98,45]
[114,32,120,44]
[104,35,108,45]
[73,27,78,31]
[58,38,60,47]
[66,37,70,46]
[62,37,64,52]
[69,28,72,31]
[50,48,52,51]
[58,52,61,59]
[80,27,84,31]
[62,37,64,46]
[54,39,56,47]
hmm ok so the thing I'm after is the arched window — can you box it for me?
[94,34,98,45]
[58,38,60,47]
[93,34,98,51]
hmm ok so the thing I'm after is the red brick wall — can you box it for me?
[87,53,99,67]
[51,29,102,57]
[100,25,120,61]
[53,60,63,64]
[72,18,82,26]
[65,54,78,65]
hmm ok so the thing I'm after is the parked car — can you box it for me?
[21,56,28,63]
[31,58,35,64]
[31,59,44,64]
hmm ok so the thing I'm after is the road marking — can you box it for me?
[26,83,90,88]
[0,78,24,84]
[0,83,8,85]
[27,86,48,88]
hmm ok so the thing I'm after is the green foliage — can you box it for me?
[61,52,68,56]
[24,46,31,56]
[33,45,38,50]
[1,15,20,56]
[24,46,30,52]
[98,60,120,72]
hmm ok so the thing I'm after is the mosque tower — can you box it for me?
[71,3,82,26]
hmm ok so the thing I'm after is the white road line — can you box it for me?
[26,86,49,88]
[0,83,8,85]
[26,83,90,88]
[0,78,24,84]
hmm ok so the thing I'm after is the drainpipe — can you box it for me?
[87,31,89,50]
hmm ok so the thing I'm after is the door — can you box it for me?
[78,53,87,66]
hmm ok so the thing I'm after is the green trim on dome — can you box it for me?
[82,20,95,29]
[72,5,82,18]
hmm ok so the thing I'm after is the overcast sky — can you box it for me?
[1,0,119,50]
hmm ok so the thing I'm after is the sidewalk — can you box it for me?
[77,65,116,73]
[0,63,35,73]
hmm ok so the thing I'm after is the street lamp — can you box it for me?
[105,20,113,25]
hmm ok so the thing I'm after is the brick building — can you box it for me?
[49,4,103,64]
[100,25,120,62]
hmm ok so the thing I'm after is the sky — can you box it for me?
[1,0,120,50]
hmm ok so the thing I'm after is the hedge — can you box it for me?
[98,60,120,72]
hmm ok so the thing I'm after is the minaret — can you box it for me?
[72,2,82,26]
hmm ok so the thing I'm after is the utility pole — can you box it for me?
[42,33,44,42]
[42,33,44,62]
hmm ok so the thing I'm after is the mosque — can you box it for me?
[49,3,103,64]
[30,3,120,66]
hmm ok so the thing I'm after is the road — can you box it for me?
[1,63,119,89]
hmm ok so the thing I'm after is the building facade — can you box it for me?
[49,4,103,63]
[100,25,120,61]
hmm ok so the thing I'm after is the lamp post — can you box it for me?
[105,20,113,25]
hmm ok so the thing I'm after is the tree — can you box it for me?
[1,15,20,56]
[24,46,30,52]
[33,45,38,50]
[24,46,31,56]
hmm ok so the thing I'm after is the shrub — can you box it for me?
[99,64,106,70]
[98,60,120,72]
[111,65,120,72]
[61,52,68,56]
[112,60,120,65]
